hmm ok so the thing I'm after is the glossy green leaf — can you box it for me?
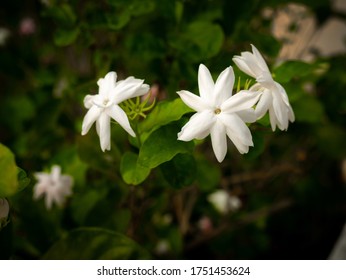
[120,152,151,185]
[274,61,316,83]
[138,98,193,142]
[138,123,194,169]
[0,144,18,197]
[43,227,149,259]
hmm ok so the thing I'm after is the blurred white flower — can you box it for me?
[0,27,10,46]
[82,71,149,152]
[33,165,73,209]
[207,190,242,214]
[233,44,295,131]
[0,198,9,229]
[155,239,170,255]
[177,64,260,162]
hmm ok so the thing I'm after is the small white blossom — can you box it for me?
[177,64,260,162]
[0,198,9,229]
[82,71,149,152]
[33,165,73,209]
[233,44,295,131]
[207,190,242,214]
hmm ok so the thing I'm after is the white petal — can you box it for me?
[134,83,150,97]
[272,93,288,130]
[177,90,210,112]
[84,94,95,109]
[98,113,111,152]
[275,82,290,106]
[250,44,270,73]
[288,104,295,123]
[113,77,146,104]
[236,109,257,123]
[213,66,234,106]
[107,105,135,137]
[51,165,61,183]
[178,111,215,141]
[242,53,263,77]
[226,130,250,154]
[98,72,117,97]
[221,90,260,114]
[81,105,102,135]
[268,106,278,131]
[233,55,256,78]
[210,119,227,162]
[219,113,253,146]
[255,89,272,119]
[198,64,215,101]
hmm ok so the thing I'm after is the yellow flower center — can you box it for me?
[214,108,221,114]
[103,99,109,106]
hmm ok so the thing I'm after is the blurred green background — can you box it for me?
[0,0,346,259]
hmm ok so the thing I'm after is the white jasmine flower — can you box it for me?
[177,64,260,162]
[207,190,242,214]
[233,44,295,131]
[33,165,73,210]
[82,71,149,152]
[0,198,9,229]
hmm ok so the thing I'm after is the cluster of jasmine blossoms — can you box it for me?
[178,44,294,162]
[80,45,294,163]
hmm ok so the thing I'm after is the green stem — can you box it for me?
[133,118,142,147]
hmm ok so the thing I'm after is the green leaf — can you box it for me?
[169,21,224,62]
[274,61,316,83]
[138,98,193,142]
[0,144,18,197]
[43,227,149,259]
[293,95,324,123]
[105,12,131,30]
[54,27,80,47]
[17,168,30,193]
[120,152,151,185]
[160,154,196,189]
[138,123,194,169]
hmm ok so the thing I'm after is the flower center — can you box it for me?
[214,108,221,114]
[103,99,109,106]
